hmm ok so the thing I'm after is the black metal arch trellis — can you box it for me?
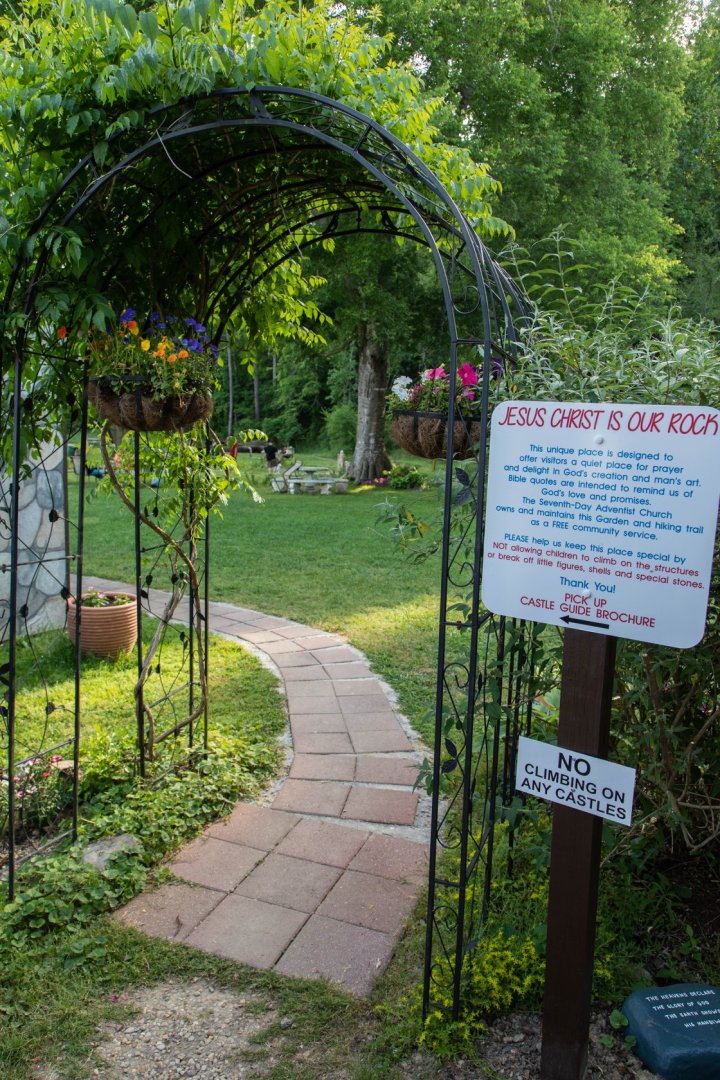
[1,85,537,1019]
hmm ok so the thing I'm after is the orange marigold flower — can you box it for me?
[178,349,189,359]
[128,321,139,335]
[167,354,177,363]
[57,326,67,340]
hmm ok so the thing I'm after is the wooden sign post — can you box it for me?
[539,630,616,1080]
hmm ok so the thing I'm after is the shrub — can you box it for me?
[323,403,357,452]
[387,463,423,490]
[421,929,543,1056]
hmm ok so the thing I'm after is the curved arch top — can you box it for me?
[4,85,525,361]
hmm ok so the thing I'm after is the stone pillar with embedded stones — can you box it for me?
[0,441,68,635]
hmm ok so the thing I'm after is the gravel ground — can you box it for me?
[401,1009,661,1079]
[35,978,662,1080]
[86,980,279,1079]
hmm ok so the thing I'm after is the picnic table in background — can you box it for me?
[271,461,349,494]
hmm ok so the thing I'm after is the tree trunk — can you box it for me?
[349,321,392,482]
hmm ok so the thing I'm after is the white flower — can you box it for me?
[391,375,413,401]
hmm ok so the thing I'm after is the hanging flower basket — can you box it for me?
[88,377,213,433]
[76,309,219,432]
[67,590,138,658]
[390,410,481,460]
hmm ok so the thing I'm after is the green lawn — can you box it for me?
[77,458,445,739]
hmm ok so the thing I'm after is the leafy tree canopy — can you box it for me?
[353,0,691,301]
[0,0,507,300]
[669,0,720,320]
[0,0,511,459]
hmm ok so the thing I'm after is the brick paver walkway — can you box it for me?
[96,579,430,995]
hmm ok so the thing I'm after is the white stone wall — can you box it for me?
[0,442,68,635]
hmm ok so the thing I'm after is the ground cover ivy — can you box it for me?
[1,630,285,968]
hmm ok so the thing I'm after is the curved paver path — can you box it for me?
[95,579,430,995]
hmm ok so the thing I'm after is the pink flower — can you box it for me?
[425,367,447,380]
[458,363,479,386]
[463,388,476,401]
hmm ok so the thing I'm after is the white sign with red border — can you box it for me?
[482,401,720,647]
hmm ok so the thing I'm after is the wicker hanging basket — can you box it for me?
[88,377,213,433]
[390,411,481,460]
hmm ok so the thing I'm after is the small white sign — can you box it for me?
[482,401,720,647]
[515,735,636,825]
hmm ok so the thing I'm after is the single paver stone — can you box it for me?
[274,913,395,994]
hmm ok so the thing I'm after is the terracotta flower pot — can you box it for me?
[88,378,213,432]
[390,411,482,460]
[67,593,138,658]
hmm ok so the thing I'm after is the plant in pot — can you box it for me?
[85,309,219,432]
[67,588,137,658]
[388,363,497,459]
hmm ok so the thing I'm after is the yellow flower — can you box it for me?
[140,339,151,351]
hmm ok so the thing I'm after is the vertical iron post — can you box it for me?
[203,508,210,751]
[6,342,25,899]
[423,339,458,1019]
[188,492,195,747]
[72,378,90,841]
[540,629,617,1080]
[133,431,145,777]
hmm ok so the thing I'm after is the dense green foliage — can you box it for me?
[2,0,718,444]
[349,0,689,300]
[0,0,513,476]
[216,0,720,449]
[669,1,720,320]
[0,0,503,316]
